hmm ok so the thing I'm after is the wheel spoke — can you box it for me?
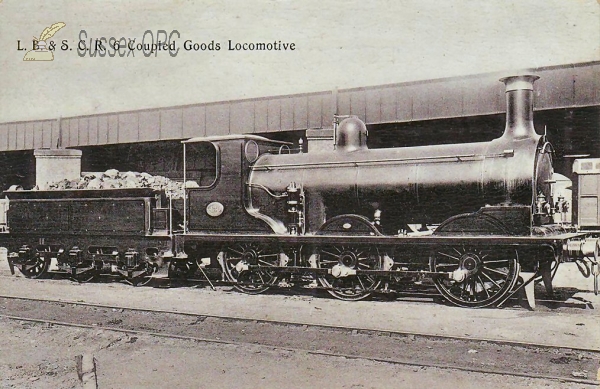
[477,276,491,298]
[357,276,366,291]
[229,248,245,256]
[480,271,502,289]
[321,250,340,258]
[483,266,508,276]
[437,252,460,261]
[257,272,266,284]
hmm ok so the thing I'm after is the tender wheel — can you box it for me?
[221,243,280,294]
[315,245,382,301]
[430,246,519,308]
[20,255,50,279]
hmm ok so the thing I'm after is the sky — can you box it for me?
[0,0,598,123]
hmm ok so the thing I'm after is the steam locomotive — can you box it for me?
[3,75,599,308]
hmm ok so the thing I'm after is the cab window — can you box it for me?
[185,142,218,188]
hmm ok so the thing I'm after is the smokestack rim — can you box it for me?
[499,75,540,92]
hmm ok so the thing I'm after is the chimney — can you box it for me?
[499,75,540,141]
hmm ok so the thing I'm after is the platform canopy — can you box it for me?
[0,61,599,152]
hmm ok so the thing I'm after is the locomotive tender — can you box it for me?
[3,75,600,308]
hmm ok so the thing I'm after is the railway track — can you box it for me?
[0,293,596,351]
[1,295,599,386]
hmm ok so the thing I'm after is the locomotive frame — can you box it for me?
[3,74,600,308]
